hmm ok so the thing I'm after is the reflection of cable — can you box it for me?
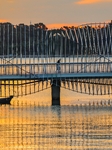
[1,57,37,77]
[1,57,52,97]
[2,55,16,63]
[61,86,112,95]
[1,57,51,89]
[77,56,101,73]
[99,55,112,63]
[77,52,109,73]
[0,80,39,85]
[65,79,112,86]
[61,82,112,95]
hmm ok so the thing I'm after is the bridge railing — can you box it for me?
[0,62,112,76]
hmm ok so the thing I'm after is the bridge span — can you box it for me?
[0,21,112,105]
[0,62,112,105]
[0,72,112,80]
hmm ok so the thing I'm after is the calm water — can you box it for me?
[0,89,112,150]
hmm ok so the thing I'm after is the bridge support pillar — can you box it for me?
[51,80,60,105]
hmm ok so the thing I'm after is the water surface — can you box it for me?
[0,94,112,150]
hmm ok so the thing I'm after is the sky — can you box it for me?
[0,0,112,28]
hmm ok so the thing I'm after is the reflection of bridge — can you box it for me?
[0,21,112,105]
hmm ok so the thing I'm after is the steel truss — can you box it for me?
[0,22,112,97]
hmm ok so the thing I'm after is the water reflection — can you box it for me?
[1,102,112,149]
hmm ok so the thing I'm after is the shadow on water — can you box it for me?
[51,105,61,119]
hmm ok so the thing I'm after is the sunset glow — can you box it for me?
[0,19,8,23]
[0,0,111,25]
[76,0,112,4]
[47,23,79,29]
[0,0,112,150]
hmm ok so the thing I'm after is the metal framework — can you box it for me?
[0,22,112,97]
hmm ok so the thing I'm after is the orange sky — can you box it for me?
[76,0,112,4]
[47,23,79,29]
[0,0,112,27]
[0,20,111,29]
[0,19,8,23]
[0,20,80,29]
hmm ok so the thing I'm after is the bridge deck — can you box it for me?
[0,72,112,80]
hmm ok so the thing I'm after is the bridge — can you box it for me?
[0,21,112,105]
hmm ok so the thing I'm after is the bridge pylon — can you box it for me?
[51,80,61,105]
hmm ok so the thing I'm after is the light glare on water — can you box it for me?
[0,91,112,150]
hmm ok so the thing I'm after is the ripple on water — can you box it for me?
[0,104,112,149]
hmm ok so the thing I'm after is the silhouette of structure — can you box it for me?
[0,21,112,105]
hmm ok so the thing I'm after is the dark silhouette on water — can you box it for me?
[0,96,13,105]
[56,59,61,73]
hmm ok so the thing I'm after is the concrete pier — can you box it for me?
[51,80,60,105]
